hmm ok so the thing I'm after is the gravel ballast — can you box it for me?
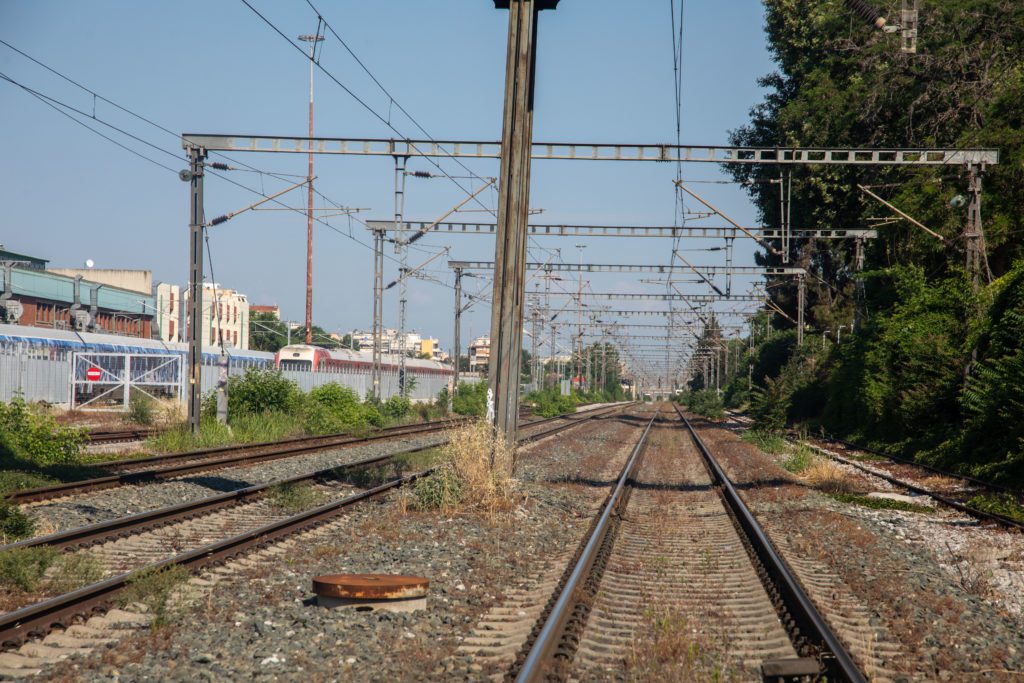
[690,415,1024,681]
[41,411,647,682]
[23,433,451,536]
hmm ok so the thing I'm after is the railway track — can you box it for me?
[799,436,1024,531]
[83,428,160,445]
[725,409,1024,532]
[508,404,868,682]
[10,418,474,504]
[0,403,630,651]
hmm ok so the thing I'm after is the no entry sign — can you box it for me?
[86,367,103,382]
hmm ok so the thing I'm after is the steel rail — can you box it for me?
[0,404,632,647]
[2,405,630,554]
[820,435,1024,498]
[7,419,470,504]
[515,408,658,683]
[799,441,1024,531]
[677,406,867,683]
[84,428,160,444]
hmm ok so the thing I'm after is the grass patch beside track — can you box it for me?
[965,493,1024,523]
[829,492,934,513]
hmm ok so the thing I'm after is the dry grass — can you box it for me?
[799,458,860,494]
[411,421,518,519]
[624,606,739,682]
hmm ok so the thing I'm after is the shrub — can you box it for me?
[382,395,411,420]
[128,394,155,426]
[119,564,190,626]
[266,482,325,513]
[226,369,302,416]
[0,500,35,543]
[0,547,60,592]
[685,390,724,420]
[452,381,487,417]
[0,397,85,467]
[527,389,578,417]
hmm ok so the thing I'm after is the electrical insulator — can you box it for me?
[410,171,433,178]
[209,162,230,171]
[844,0,886,29]
[210,215,229,226]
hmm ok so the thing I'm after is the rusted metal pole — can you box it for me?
[488,0,557,458]
[300,34,323,345]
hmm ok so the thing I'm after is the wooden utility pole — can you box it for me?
[488,0,558,457]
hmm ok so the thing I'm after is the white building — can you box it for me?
[351,328,433,356]
[156,283,250,349]
[468,336,490,373]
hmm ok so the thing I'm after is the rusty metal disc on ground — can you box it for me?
[312,574,429,601]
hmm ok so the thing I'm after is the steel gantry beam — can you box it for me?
[590,309,759,317]
[574,292,766,302]
[449,261,805,276]
[365,220,877,240]
[182,135,998,166]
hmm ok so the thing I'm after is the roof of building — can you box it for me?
[0,248,48,269]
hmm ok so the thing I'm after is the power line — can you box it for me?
[0,72,180,174]
[238,0,495,216]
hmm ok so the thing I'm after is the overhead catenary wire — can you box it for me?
[239,0,496,217]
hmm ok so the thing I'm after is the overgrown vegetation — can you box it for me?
[119,564,190,627]
[694,0,1024,488]
[266,482,325,513]
[128,394,156,426]
[0,547,103,594]
[525,388,578,417]
[0,397,85,467]
[830,493,934,514]
[142,369,446,453]
[409,421,517,518]
[624,607,736,682]
[451,380,487,417]
[965,492,1024,524]
[675,389,724,420]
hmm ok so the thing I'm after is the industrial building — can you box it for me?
[0,255,155,337]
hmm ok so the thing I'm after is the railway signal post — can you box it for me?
[488,0,559,460]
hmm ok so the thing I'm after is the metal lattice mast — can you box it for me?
[394,155,409,395]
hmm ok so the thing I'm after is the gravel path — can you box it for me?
[689,415,1024,681]
[24,433,450,536]
[41,410,648,682]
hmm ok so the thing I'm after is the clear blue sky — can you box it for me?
[0,1,773,353]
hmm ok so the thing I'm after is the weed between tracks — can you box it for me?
[624,606,738,682]
[829,492,934,513]
[0,547,104,610]
[407,421,518,520]
[266,482,326,513]
[118,564,190,627]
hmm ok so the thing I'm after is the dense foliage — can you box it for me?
[0,398,84,467]
[714,0,1024,485]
